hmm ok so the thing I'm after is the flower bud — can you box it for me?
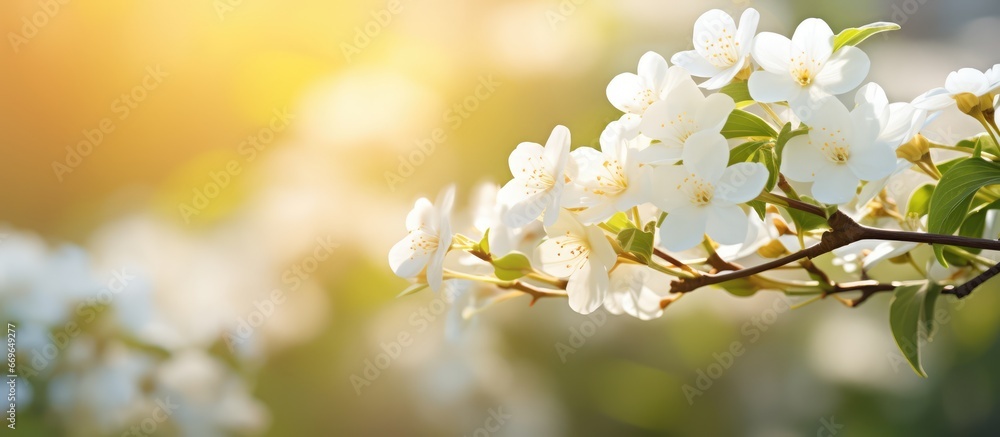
[757,239,788,258]
[896,134,930,163]
[955,92,981,114]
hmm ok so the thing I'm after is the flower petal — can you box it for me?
[507,141,547,180]
[706,204,750,245]
[736,9,760,53]
[566,260,608,314]
[543,125,572,175]
[388,230,436,278]
[814,46,870,96]
[682,131,729,182]
[694,93,736,133]
[607,73,646,114]
[748,70,800,103]
[699,62,744,90]
[637,51,670,92]
[791,18,834,65]
[715,162,769,205]
[651,165,692,212]
[670,49,720,78]
[811,164,860,204]
[780,135,827,182]
[659,205,709,251]
[405,198,436,232]
[751,32,791,73]
[945,68,990,96]
[911,87,954,111]
[847,141,896,181]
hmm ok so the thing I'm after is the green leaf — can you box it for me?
[759,148,779,192]
[396,283,429,298]
[936,157,968,176]
[832,22,901,52]
[957,133,1000,158]
[728,140,769,166]
[604,212,637,234]
[718,278,759,297]
[785,196,830,233]
[617,228,655,264]
[906,183,935,217]
[889,284,928,377]
[722,109,778,139]
[747,200,766,221]
[964,199,1000,240]
[478,228,491,254]
[922,283,944,341]
[928,158,1000,266]
[492,251,532,280]
[719,81,753,108]
[774,122,808,158]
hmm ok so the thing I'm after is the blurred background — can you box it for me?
[2,0,1000,435]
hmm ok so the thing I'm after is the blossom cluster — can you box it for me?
[389,8,1000,331]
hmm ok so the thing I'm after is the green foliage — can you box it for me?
[617,228,654,264]
[719,81,753,108]
[785,196,830,234]
[832,22,901,52]
[718,278,758,297]
[492,251,532,280]
[889,282,944,377]
[605,212,637,233]
[927,158,1000,266]
[774,122,808,158]
[722,109,778,139]
[906,183,935,217]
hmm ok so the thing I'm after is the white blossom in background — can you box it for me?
[853,83,931,207]
[912,64,1000,111]
[47,338,156,434]
[749,18,870,120]
[672,8,760,90]
[389,186,456,291]
[0,231,101,352]
[156,350,271,437]
[565,121,653,224]
[781,98,897,204]
[537,211,617,314]
[652,131,768,251]
[470,182,544,258]
[604,264,671,320]
[638,71,736,153]
[606,52,689,138]
[497,126,574,227]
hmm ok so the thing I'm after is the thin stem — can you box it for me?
[929,144,1000,161]
[653,248,702,277]
[760,103,784,127]
[631,206,642,228]
[757,191,827,217]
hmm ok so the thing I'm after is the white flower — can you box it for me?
[748,18,870,121]
[469,182,544,257]
[781,98,897,205]
[607,52,690,138]
[671,8,760,90]
[853,83,930,207]
[497,125,574,228]
[652,131,769,251]
[638,72,736,151]
[388,186,455,291]
[537,211,617,314]
[564,121,653,224]
[912,64,1000,111]
[604,264,670,320]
